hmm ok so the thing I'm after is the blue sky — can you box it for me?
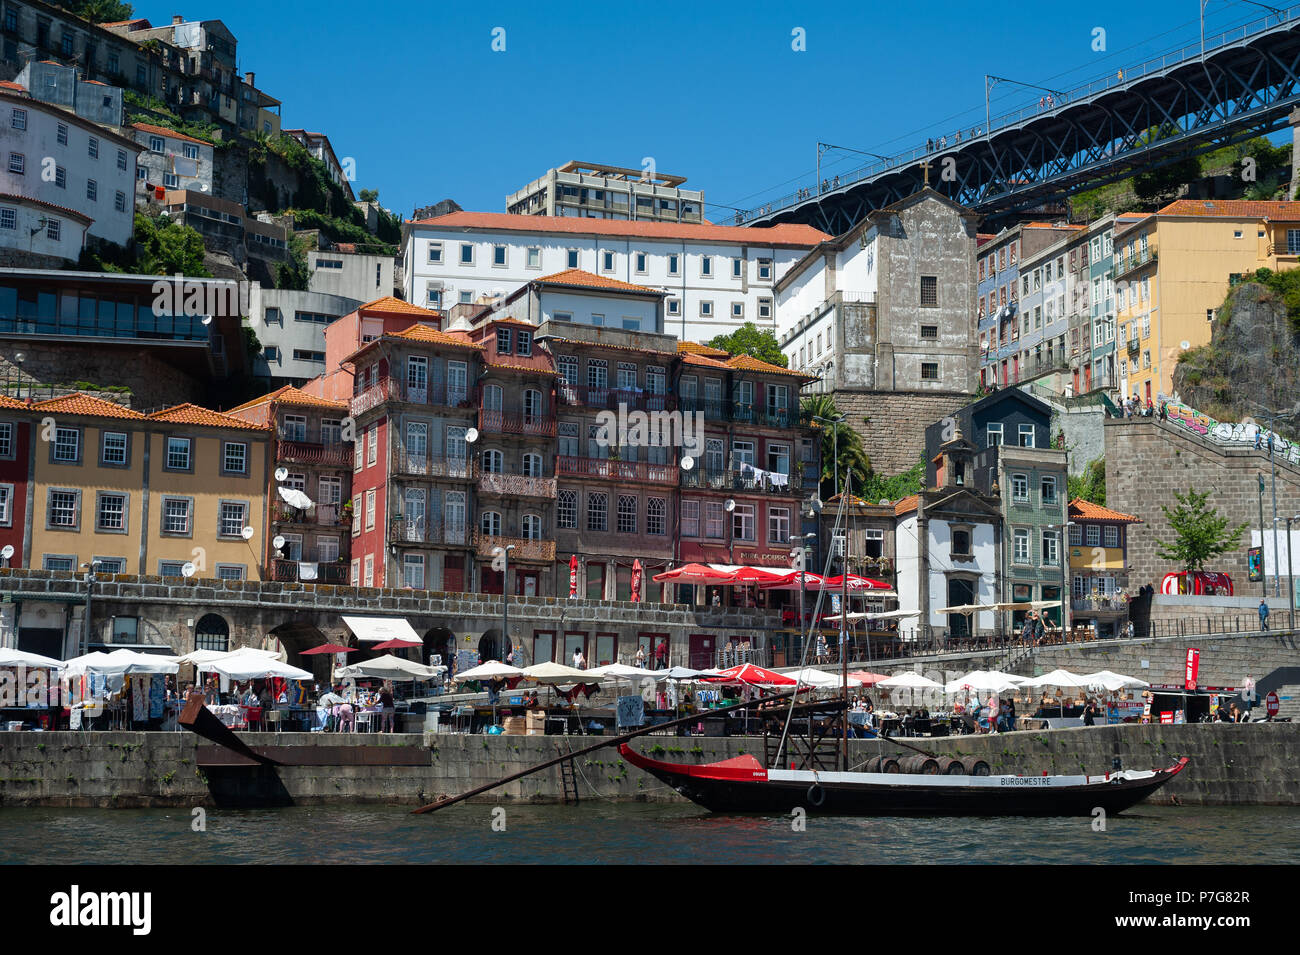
[169,0,1289,219]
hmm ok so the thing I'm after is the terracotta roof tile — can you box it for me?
[680,352,730,369]
[894,494,919,517]
[408,211,830,248]
[725,354,815,380]
[535,268,659,294]
[486,360,557,376]
[1069,498,1143,523]
[0,394,27,409]
[1157,199,1300,220]
[147,403,269,431]
[225,385,349,414]
[0,192,93,224]
[359,295,441,317]
[677,341,731,357]
[31,393,145,420]
[0,81,26,93]
[131,122,210,147]
[390,324,481,349]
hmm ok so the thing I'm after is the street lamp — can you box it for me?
[794,532,818,655]
[812,414,846,498]
[497,543,516,663]
[1247,401,1298,597]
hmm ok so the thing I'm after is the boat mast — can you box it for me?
[841,474,851,771]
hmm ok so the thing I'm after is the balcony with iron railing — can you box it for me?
[557,455,677,485]
[389,517,468,547]
[732,403,797,429]
[472,533,556,564]
[276,435,351,468]
[268,557,350,584]
[1071,595,1130,614]
[478,407,558,437]
[392,448,476,480]
[1114,248,1157,278]
[680,466,801,495]
[478,471,558,498]
[351,377,474,417]
[272,502,347,526]
[557,383,674,412]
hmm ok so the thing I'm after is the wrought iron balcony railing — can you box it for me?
[478,471,558,498]
[478,408,558,437]
[556,455,677,485]
[472,532,556,563]
[389,517,468,546]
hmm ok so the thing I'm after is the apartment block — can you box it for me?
[506,160,703,223]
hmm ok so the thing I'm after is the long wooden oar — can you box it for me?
[411,690,812,814]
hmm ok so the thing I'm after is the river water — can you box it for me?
[2,803,1297,864]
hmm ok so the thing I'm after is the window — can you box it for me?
[682,500,700,537]
[1069,524,1083,546]
[0,423,10,459]
[553,311,572,323]
[986,423,1003,447]
[635,252,647,274]
[459,243,474,264]
[218,501,247,538]
[11,108,25,130]
[0,484,13,526]
[7,153,22,175]
[617,495,638,533]
[54,427,80,462]
[920,362,939,380]
[1041,475,1057,504]
[768,506,790,544]
[668,254,680,276]
[567,249,579,269]
[86,179,98,202]
[183,143,199,161]
[292,349,325,363]
[732,257,743,278]
[1018,424,1035,448]
[920,275,938,306]
[700,301,713,318]
[526,246,540,269]
[363,555,374,587]
[587,492,608,532]
[497,328,512,354]
[367,427,377,466]
[365,489,376,530]
[492,244,506,266]
[480,510,501,537]
[1043,530,1060,566]
[481,449,503,473]
[951,528,971,556]
[517,330,532,355]
[46,219,60,241]
[647,498,666,536]
[558,489,577,528]
[48,489,80,529]
[1011,473,1029,502]
[920,324,938,340]
[223,442,247,475]
[165,436,192,470]
[100,431,128,466]
[704,502,724,539]
[733,504,755,541]
[215,565,245,581]
[1086,524,1101,546]
[44,556,76,572]
[1103,525,1119,548]
[402,554,425,589]
[1013,528,1030,563]
[428,241,443,264]
[115,190,126,213]
[701,255,713,277]
[162,498,191,535]
[757,258,772,280]
[149,135,165,153]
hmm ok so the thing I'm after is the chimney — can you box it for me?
[245,71,255,87]
[172,15,183,25]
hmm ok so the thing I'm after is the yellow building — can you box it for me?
[1067,498,1142,638]
[1114,199,1300,401]
[27,395,270,579]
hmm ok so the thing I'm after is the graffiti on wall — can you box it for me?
[1161,399,1300,466]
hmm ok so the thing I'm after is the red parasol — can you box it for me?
[822,574,892,590]
[569,554,579,597]
[848,670,892,687]
[759,570,827,590]
[301,643,355,655]
[706,663,798,687]
[652,562,733,583]
[631,559,643,602]
[370,638,421,650]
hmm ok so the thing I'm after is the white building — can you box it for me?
[0,192,91,263]
[402,211,828,343]
[307,247,394,302]
[0,88,140,247]
[249,286,364,386]
[284,130,354,202]
[484,268,666,333]
[131,122,214,197]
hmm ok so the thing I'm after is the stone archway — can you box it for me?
[270,621,336,685]
[194,613,230,654]
[423,627,454,669]
[478,628,501,663]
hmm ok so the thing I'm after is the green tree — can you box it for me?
[132,213,210,276]
[707,323,786,367]
[800,394,869,498]
[1068,457,1106,505]
[358,188,379,203]
[859,455,925,503]
[63,1,134,24]
[1154,487,1247,572]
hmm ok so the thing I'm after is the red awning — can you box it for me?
[822,574,892,591]
[653,563,790,586]
[300,643,355,655]
[706,663,797,687]
[652,562,734,584]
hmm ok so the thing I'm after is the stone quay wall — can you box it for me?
[0,722,1295,808]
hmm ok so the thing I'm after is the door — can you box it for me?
[407,356,428,404]
[405,421,428,475]
[947,578,975,642]
[446,426,468,478]
[688,633,713,669]
[405,488,425,541]
[447,360,468,406]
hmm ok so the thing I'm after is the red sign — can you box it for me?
[1185,648,1201,690]
[1267,691,1280,717]
[1160,711,1174,724]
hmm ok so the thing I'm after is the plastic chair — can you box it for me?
[263,709,281,733]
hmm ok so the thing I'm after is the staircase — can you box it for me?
[1272,685,1300,720]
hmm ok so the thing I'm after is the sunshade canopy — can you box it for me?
[335,654,445,681]
[943,670,1028,694]
[659,666,716,682]
[277,486,314,509]
[207,653,313,682]
[64,648,181,676]
[299,643,354,656]
[706,663,797,687]
[342,615,422,644]
[1021,668,1094,689]
[1082,670,1150,691]
[0,648,65,669]
[521,661,597,684]
[848,671,892,686]
[877,671,944,689]
[455,661,524,681]
[780,667,842,688]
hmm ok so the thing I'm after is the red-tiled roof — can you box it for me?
[0,81,26,93]
[0,193,93,224]
[131,122,210,147]
[147,404,269,431]
[894,495,919,517]
[408,211,830,248]
[389,324,481,349]
[486,360,557,376]
[677,341,731,357]
[0,394,27,409]
[1157,199,1300,220]
[1069,498,1143,523]
[535,268,658,294]
[359,295,439,317]
[726,354,815,380]
[31,393,145,420]
[679,352,730,370]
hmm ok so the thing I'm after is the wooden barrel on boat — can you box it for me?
[865,755,901,773]
[901,755,940,775]
[936,756,967,775]
[962,757,992,776]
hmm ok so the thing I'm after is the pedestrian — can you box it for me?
[635,645,646,668]
[940,135,947,148]
[1159,401,1167,421]
[1083,698,1096,726]
[1255,430,1263,450]
[654,638,669,670]
[927,138,933,152]
[572,646,586,669]
[1267,432,1274,454]
[378,681,395,732]
[955,129,962,143]
[1258,599,1270,631]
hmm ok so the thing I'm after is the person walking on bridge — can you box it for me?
[1259,599,1270,632]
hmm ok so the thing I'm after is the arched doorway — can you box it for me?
[478,629,501,662]
[946,577,975,642]
[194,614,229,653]
[269,621,335,685]
[423,627,454,668]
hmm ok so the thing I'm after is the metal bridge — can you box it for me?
[741,7,1300,235]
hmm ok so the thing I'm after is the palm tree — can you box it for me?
[800,394,869,499]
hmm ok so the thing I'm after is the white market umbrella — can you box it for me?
[207,655,313,681]
[522,661,597,685]
[877,671,943,689]
[0,648,65,669]
[455,660,523,682]
[336,654,445,682]
[943,669,1028,694]
[277,486,314,509]
[585,662,646,679]
[1022,668,1093,689]
[781,667,842,688]
[63,648,180,676]
[1082,669,1149,691]
[180,646,280,667]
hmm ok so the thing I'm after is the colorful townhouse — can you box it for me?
[0,394,30,568]
[1067,498,1143,638]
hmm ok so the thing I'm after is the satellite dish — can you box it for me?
[181,562,196,578]
[465,427,480,444]
[274,467,289,482]
[241,526,255,540]
[680,455,695,471]
[201,316,213,325]
[272,535,286,550]
[1180,340,1190,350]
[0,544,13,559]
[724,498,736,512]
